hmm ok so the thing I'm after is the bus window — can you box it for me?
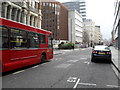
[28,32,39,48]
[0,26,9,49]
[48,36,53,48]
[40,34,46,44]
[10,28,27,49]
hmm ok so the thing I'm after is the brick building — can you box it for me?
[41,1,68,43]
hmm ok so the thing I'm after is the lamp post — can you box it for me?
[91,33,93,47]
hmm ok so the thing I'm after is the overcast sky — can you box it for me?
[57,0,115,40]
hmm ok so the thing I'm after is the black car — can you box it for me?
[91,45,112,62]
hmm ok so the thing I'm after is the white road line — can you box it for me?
[81,49,85,50]
[32,65,39,68]
[79,83,96,86]
[67,77,78,83]
[67,60,79,63]
[73,78,80,89]
[106,85,120,88]
[80,58,87,60]
[41,63,47,65]
[56,64,72,68]
[84,61,90,65]
[13,70,25,75]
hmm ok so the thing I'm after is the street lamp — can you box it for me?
[91,33,93,47]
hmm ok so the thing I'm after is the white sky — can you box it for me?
[57,0,115,40]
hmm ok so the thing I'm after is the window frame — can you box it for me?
[10,27,28,49]
[40,34,46,44]
[0,25,9,50]
[27,31,40,48]
[48,35,53,48]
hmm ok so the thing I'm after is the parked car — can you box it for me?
[91,45,112,63]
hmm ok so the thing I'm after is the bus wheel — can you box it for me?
[41,55,46,63]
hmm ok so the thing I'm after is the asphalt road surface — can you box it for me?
[2,48,120,89]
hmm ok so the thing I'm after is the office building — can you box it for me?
[62,0,87,21]
[112,0,120,49]
[68,10,83,44]
[83,19,102,46]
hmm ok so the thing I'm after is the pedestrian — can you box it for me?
[72,44,74,50]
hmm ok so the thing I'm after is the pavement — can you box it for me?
[110,47,120,79]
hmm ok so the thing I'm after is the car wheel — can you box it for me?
[108,57,112,63]
[91,57,95,62]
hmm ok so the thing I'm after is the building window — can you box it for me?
[80,2,85,4]
[80,8,86,10]
[80,5,85,7]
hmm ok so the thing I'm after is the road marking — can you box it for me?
[62,50,72,52]
[42,63,47,65]
[67,77,97,88]
[106,85,120,88]
[13,70,25,75]
[80,58,87,60]
[67,77,78,83]
[73,78,81,89]
[79,83,96,86]
[32,65,39,68]
[67,60,79,63]
[56,64,72,68]
[81,49,85,50]
[84,61,90,65]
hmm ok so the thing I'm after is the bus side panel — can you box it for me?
[10,49,40,64]
[2,50,10,72]
[46,48,53,61]
[3,49,40,72]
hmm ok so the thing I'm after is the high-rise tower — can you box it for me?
[62,0,86,21]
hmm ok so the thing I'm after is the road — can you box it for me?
[2,48,120,89]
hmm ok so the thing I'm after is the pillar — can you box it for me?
[2,3,8,18]
[18,10,22,22]
[27,13,31,25]
[7,6,13,19]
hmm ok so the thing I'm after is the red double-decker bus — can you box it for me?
[0,18,53,72]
